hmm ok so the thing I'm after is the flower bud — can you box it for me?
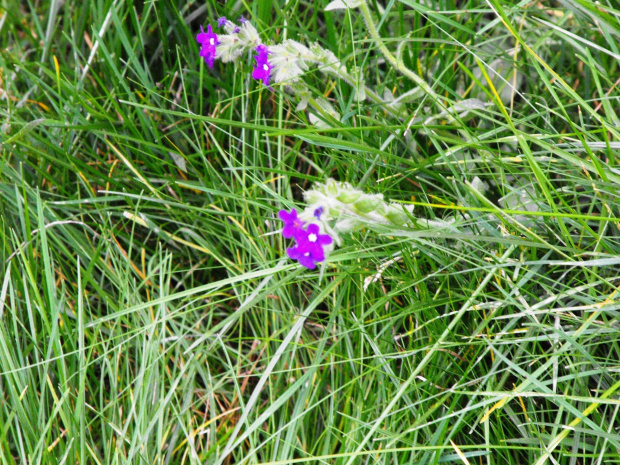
[336,191,361,203]
[354,196,382,213]
[385,208,409,226]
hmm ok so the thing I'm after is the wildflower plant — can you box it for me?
[196,17,261,67]
[274,180,431,269]
[195,14,383,124]
[194,2,618,275]
[193,8,460,269]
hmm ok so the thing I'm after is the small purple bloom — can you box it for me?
[279,211,332,270]
[278,209,305,238]
[286,245,320,270]
[196,24,218,69]
[313,206,324,219]
[217,17,228,28]
[238,15,247,24]
[294,223,332,259]
[252,45,272,88]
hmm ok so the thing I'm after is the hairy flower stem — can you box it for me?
[299,54,407,119]
[358,0,450,113]
[338,73,407,119]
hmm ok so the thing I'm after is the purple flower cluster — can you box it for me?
[196,18,273,87]
[252,45,272,88]
[196,24,218,69]
[278,209,333,270]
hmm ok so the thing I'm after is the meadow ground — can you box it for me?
[1,0,620,464]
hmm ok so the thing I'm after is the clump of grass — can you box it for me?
[1,1,620,464]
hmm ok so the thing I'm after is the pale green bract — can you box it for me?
[324,0,363,11]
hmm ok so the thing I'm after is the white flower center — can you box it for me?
[308,234,317,242]
[263,64,269,71]
[304,252,310,257]
[210,38,215,46]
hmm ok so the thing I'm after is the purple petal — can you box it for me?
[319,234,333,245]
[252,45,272,87]
[296,224,331,247]
[256,44,270,56]
[306,224,320,235]
[286,247,302,260]
[278,209,296,223]
[292,227,309,243]
[279,209,305,238]
[297,253,317,269]
[304,224,333,245]
[281,225,297,239]
[197,24,218,68]
[286,243,323,269]
[309,245,325,262]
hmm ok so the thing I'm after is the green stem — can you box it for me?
[302,54,407,119]
[358,0,447,111]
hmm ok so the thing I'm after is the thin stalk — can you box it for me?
[358,0,449,112]
[343,245,518,465]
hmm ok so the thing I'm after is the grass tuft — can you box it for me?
[1,1,620,464]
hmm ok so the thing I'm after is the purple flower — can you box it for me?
[239,15,247,24]
[217,17,228,28]
[196,24,218,68]
[286,225,332,269]
[279,210,333,270]
[286,245,322,270]
[252,45,272,88]
[294,223,333,259]
[278,209,305,238]
[313,206,324,219]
